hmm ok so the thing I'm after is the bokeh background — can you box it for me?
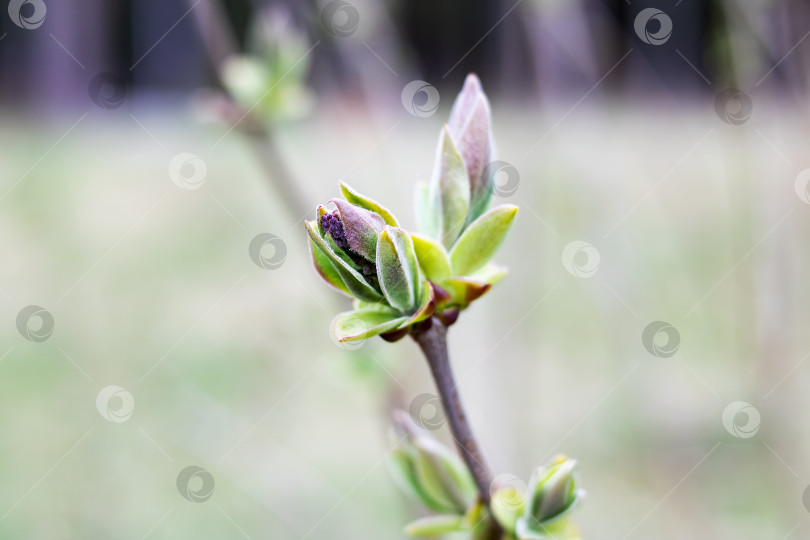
[1,0,809,538]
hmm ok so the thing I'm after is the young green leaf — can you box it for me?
[324,230,362,271]
[410,233,451,282]
[411,435,477,515]
[390,446,445,511]
[516,517,582,540]
[449,204,517,276]
[352,299,400,312]
[376,226,419,313]
[403,280,435,326]
[404,515,466,537]
[415,182,439,239]
[340,182,399,226]
[431,127,470,249]
[308,237,350,296]
[469,263,508,287]
[490,485,526,535]
[439,277,491,308]
[332,309,408,342]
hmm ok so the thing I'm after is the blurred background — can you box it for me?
[1,0,809,538]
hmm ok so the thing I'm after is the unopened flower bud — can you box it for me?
[306,183,435,342]
[447,73,495,222]
[422,73,496,249]
[516,456,585,538]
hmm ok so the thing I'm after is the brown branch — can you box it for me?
[412,318,502,540]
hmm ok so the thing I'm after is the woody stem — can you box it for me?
[412,318,502,539]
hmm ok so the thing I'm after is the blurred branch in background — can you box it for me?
[187,0,309,218]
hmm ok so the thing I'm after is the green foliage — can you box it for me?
[404,514,466,536]
[303,75,585,539]
[307,184,434,341]
[431,126,471,249]
[305,219,383,303]
[340,181,400,227]
[449,205,518,277]
[221,10,314,123]
[307,74,520,341]
[410,233,451,283]
[390,412,477,516]
[516,518,582,540]
[490,486,526,536]
[513,456,585,539]
[332,309,408,342]
[411,74,518,316]
[377,227,421,312]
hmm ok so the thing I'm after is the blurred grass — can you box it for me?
[0,97,808,539]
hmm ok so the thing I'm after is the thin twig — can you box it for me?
[185,0,308,217]
[412,318,502,540]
